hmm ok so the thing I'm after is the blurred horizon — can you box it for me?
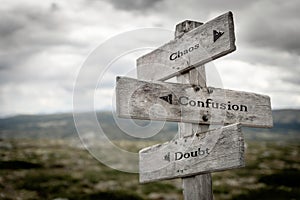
[0,107,299,119]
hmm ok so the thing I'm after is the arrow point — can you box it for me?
[159,94,173,104]
[163,152,170,162]
[213,30,224,42]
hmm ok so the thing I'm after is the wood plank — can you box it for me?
[137,11,236,81]
[139,123,245,183]
[183,174,213,200]
[116,76,273,128]
[178,68,213,200]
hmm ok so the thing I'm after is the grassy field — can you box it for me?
[0,139,299,200]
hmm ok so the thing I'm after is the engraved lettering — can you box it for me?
[177,96,248,112]
[169,43,200,61]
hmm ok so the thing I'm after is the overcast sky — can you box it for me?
[0,0,299,117]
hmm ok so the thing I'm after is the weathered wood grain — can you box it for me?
[178,67,213,200]
[139,123,245,183]
[137,11,236,81]
[183,174,213,200]
[116,76,273,128]
[176,21,213,200]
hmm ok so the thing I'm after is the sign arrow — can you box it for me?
[137,12,236,81]
[116,76,273,128]
[213,30,224,42]
[163,152,170,162]
[159,94,172,104]
[139,123,244,183]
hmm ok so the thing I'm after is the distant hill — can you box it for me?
[244,109,300,141]
[0,112,177,141]
[0,109,299,141]
[270,109,300,132]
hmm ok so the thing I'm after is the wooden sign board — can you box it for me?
[137,12,236,81]
[116,76,273,128]
[139,123,244,183]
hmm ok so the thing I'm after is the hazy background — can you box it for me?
[0,0,299,117]
[1,1,300,200]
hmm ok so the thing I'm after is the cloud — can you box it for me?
[0,4,69,47]
[102,0,163,12]
[0,82,72,115]
[239,0,300,55]
[0,0,299,117]
[0,3,80,74]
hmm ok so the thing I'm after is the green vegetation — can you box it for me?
[212,142,300,200]
[141,182,179,195]
[0,110,300,199]
[0,139,299,200]
[0,139,182,200]
[0,160,42,169]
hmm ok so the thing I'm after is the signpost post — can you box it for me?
[177,66,214,200]
[115,11,273,200]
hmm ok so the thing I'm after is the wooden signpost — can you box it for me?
[139,123,244,183]
[137,12,235,81]
[115,11,273,200]
[116,76,273,128]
